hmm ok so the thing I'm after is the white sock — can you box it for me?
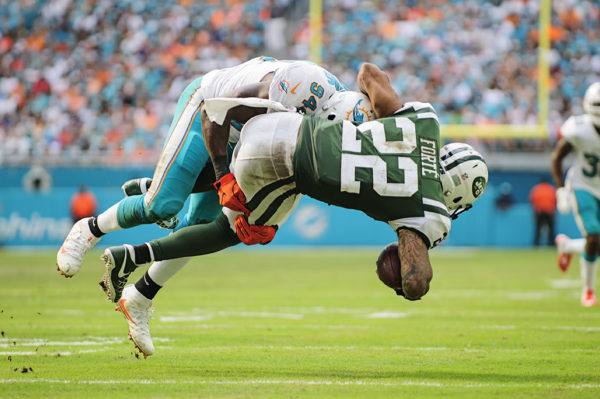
[147,257,191,286]
[565,238,586,254]
[580,257,598,292]
[96,203,122,233]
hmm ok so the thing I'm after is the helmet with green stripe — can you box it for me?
[439,143,488,219]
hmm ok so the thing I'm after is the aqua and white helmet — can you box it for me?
[584,82,600,126]
[439,143,488,219]
[317,91,375,122]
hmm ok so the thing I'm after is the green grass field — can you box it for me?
[1,247,599,398]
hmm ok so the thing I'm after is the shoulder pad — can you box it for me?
[560,115,586,141]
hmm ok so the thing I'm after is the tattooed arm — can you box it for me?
[397,229,433,300]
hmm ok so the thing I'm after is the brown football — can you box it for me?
[375,242,402,290]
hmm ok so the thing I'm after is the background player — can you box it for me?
[552,82,600,307]
[56,57,349,278]
[98,63,488,356]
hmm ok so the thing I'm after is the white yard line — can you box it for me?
[1,378,599,390]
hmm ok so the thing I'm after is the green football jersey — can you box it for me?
[294,102,451,248]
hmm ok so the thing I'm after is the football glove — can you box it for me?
[214,173,250,215]
[556,187,571,214]
[121,177,152,196]
[234,215,276,245]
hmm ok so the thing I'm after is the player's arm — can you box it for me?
[550,138,573,188]
[357,63,404,118]
[201,82,271,215]
[397,229,433,300]
[201,81,271,179]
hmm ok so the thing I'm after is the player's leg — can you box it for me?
[102,110,301,300]
[580,236,599,307]
[57,77,206,277]
[548,212,556,247]
[103,213,239,357]
[105,113,303,356]
[100,213,239,301]
[572,189,600,306]
[122,191,223,303]
[533,212,542,247]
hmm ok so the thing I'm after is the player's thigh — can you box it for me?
[164,76,204,144]
[145,84,208,215]
[573,189,600,235]
[224,153,301,231]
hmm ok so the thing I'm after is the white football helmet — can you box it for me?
[439,143,488,219]
[583,82,600,126]
[317,91,375,122]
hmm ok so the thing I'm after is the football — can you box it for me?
[375,242,403,292]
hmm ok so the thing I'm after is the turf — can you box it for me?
[1,247,599,398]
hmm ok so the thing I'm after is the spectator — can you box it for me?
[0,0,599,165]
[529,177,557,247]
[70,185,98,223]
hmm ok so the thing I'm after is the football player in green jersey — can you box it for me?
[99,63,488,357]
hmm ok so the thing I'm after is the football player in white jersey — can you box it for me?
[552,82,600,307]
[56,57,348,280]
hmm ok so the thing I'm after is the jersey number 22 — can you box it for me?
[340,118,418,197]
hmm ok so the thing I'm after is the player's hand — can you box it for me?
[234,215,276,245]
[556,187,571,214]
[214,173,250,215]
[121,177,152,196]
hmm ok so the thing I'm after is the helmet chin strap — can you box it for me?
[449,204,473,220]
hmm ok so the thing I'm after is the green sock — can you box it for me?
[150,213,240,261]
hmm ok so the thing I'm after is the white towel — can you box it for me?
[203,97,294,125]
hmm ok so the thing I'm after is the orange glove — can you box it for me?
[234,215,276,245]
[214,173,250,215]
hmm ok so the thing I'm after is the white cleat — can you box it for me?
[116,285,155,357]
[56,217,100,277]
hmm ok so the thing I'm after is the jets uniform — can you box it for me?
[224,102,451,248]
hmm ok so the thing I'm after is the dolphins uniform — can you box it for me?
[561,114,600,235]
[118,57,346,230]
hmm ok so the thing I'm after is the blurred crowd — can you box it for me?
[0,0,598,166]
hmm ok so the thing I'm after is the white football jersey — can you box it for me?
[268,61,347,115]
[200,57,346,142]
[561,114,600,198]
[200,56,285,100]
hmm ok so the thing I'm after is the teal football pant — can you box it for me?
[117,76,222,229]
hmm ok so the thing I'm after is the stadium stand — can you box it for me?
[0,0,598,166]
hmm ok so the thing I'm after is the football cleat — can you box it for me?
[555,234,572,272]
[156,215,179,230]
[581,289,598,307]
[56,218,100,277]
[116,285,155,356]
[99,245,138,303]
